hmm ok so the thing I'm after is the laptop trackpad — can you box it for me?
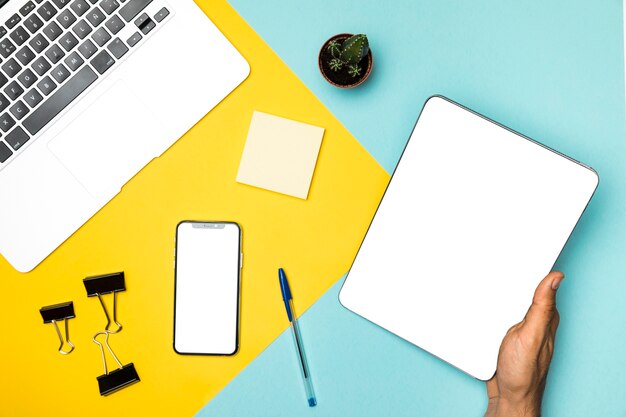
[48,81,165,201]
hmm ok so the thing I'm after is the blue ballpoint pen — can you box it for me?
[278,268,317,407]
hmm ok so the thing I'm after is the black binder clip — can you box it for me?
[40,302,76,355]
[83,272,125,334]
[93,330,140,396]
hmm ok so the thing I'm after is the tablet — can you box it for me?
[339,96,598,380]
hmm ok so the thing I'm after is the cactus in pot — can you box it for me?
[326,34,370,78]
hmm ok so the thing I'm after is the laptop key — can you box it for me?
[135,14,154,35]
[2,58,22,78]
[38,2,58,22]
[52,0,71,8]
[126,31,141,47]
[37,75,56,95]
[10,100,29,120]
[29,33,50,53]
[56,9,77,29]
[0,93,9,112]
[23,66,98,135]
[119,0,151,22]
[0,141,12,162]
[6,14,21,30]
[72,19,92,39]
[86,7,105,27]
[64,51,83,71]
[0,112,16,132]
[0,26,7,38]
[5,126,29,151]
[59,31,78,51]
[51,63,70,83]
[4,81,24,100]
[90,49,114,74]
[91,27,110,46]
[43,21,62,41]
[0,38,16,58]
[17,68,37,88]
[0,73,7,89]
[32,56,52,75]
[10,26,30,46]
[70,0,90,16]
[23,88,44,107]
[105,15,124,34]
[24,14,44,33]
[16,45,36,65]
[20,1,37,16]
[133,12,147,26]
[78,39,97,58]
[154,7,168,23]
[107,37,127,59]
[100,0,119,15]
[45,44,65,63]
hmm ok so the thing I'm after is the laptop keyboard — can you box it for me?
[0,0,171,167]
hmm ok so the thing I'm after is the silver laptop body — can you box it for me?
[0,0,249,271]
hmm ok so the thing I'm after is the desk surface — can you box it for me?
[0,1,388,416]
[205,0,626,416]
[3,0,626,416]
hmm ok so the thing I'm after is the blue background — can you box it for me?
[201,0,626,415]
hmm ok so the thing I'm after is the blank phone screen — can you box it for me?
[174,222,241,355]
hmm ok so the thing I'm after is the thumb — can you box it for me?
[485,375,499,400]
[523,271,564,330]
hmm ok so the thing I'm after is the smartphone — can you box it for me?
[173,221,242,355]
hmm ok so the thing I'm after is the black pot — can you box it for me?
[318,33,373,88]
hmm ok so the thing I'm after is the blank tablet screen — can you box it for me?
[339,96,598,380]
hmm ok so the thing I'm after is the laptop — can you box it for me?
[339,96,598,380]
[0,0,249,272]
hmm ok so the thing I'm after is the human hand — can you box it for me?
[484,271,564,417]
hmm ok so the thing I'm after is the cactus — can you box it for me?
[329,58,343,71]
[340,34,369,65]
[326,34,369,76]
[327,40,342,58]
[347,64,362,78]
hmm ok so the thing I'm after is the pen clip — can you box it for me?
[278,268,293,321]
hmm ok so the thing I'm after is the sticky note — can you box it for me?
[236,111,325,199]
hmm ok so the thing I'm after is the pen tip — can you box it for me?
[308,397,317,407]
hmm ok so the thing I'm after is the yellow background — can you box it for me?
[0,1,389,415]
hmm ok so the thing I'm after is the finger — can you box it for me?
[549,309,560,337]
[523,271,564,330]
[546,310,560,351]
[486,375,499,399]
